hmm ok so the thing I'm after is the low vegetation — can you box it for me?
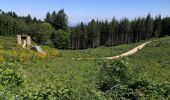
[98,59,170,99]
[60,42,143,58]
[127,37,170,83]
[0,36,170,99]
[0,36,60,63]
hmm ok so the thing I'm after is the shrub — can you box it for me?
[98,59,132,92]
[0,62,25,99]
[97,59,170,99]
[0,63,24,87]
[51,29,70,49]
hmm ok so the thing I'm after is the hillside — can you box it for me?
[0,36,59,63]
[127,37,170,83]
[60,42,143,58]
[0,36,170,99]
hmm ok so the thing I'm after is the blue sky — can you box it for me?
[0,0,170,25]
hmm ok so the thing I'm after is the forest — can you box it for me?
[0,9,170,49]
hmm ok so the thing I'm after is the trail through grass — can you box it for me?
[60,42,143,58]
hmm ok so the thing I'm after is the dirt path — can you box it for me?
[105,41,151,60]
[65,41,151,60]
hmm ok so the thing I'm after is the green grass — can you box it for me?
[127,37,170,83]
[0,36,17,50]
[1,36,170,99]
[60,42,143,58]
[21,59,99,99]
[16,40,150,99]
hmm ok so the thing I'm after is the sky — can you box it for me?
[0,0,170,25]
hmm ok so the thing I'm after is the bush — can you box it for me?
[0,62,25,99]
[51,29,70,49]
[98,59,132,92]
[98,59,170,99]
[0,63,24,87]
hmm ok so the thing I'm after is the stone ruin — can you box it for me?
[17,34,46,54]
[17,34,31,48]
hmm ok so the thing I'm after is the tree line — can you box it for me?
[0,9,170,49]
[71,15,170,49]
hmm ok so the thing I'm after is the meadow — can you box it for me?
[60,42,143,58]
[127,37,170,83]
[0,36,170,99]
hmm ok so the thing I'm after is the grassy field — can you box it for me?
[0,36,143,99]
[60,42,143,58]
[127,37,170,84]
[0,36,170,99]
[20,59,99,99]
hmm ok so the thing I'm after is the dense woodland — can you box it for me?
[0,9,170,49]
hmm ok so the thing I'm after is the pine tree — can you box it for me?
[54,9,68,31]
[87,19,100,48]
[145,13,153,39]
[26,14,32,23]
[51,11,57,27]
[153,15,162,37]
[51,30,70,49]
[45,12,52,24]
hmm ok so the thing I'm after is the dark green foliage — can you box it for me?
[54,9,68,31]
[51,29,70,49]
[44,12,51,24]
[153,15,162,37]
[98,59,132,92]
[69,14,170,49]
[87,19,100,48]
[70,22,88,49]
[0,14,27,36]
[0,62,25,99]
[162,17,170,36]
[98,59,170,99]
[26,14,32,23]
[35,23,54,45]
[125,80,170,99]
[145,13,153,39]
[45,9,68,31]
[0,63,24,88]
[118,18,131,44]
[1,10,170,50]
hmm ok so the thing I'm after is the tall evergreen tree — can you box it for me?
[153,15,162,37]
[54,9,68,31]
[145,13,153,39]
[87,19,100,48]
[33,17,38,22]
[162,17,170,36]
[45,12,52,24]
[51,11,57,27]
[80,22,88,49]
[26,14,32,23]
[51,30,70,49]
